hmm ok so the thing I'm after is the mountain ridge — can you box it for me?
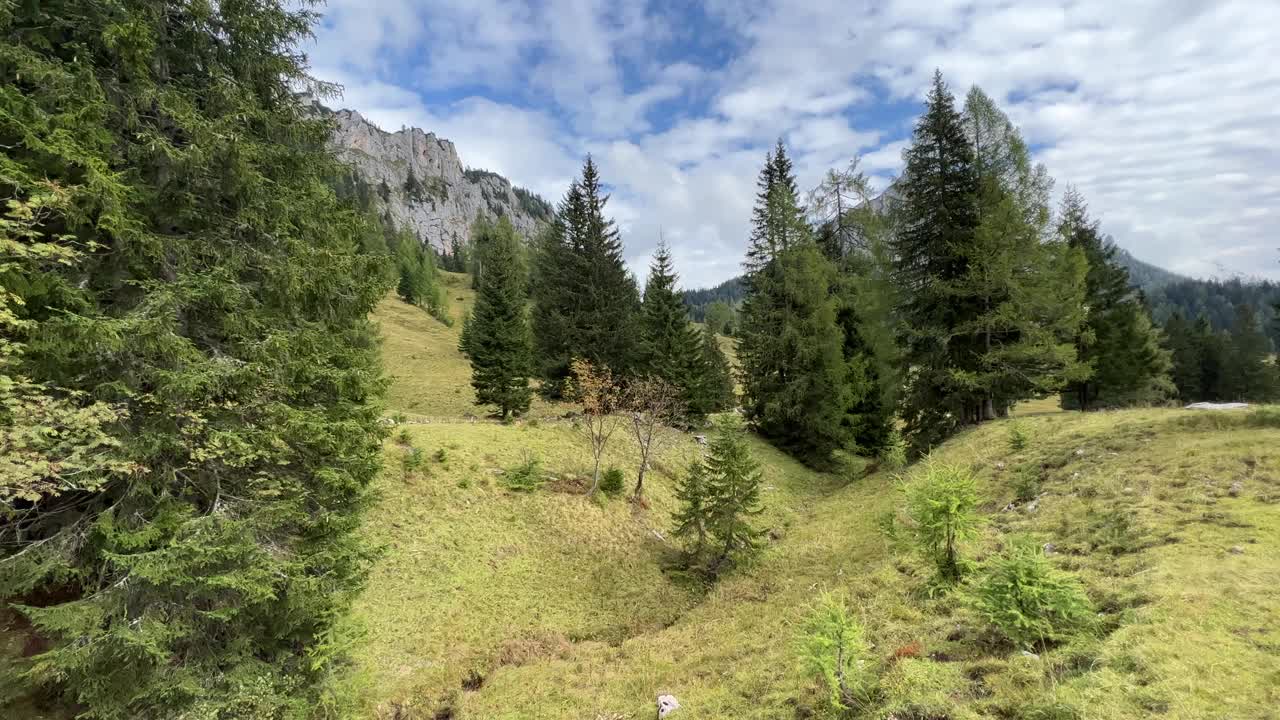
[317,102,553,250]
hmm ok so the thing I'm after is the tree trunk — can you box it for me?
[633,460,647,500]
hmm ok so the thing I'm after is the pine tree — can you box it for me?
[892,70,981,452]
[640,240,704,419]
[1,2,389,715]
[530,158,640,395]
[1058,189,1173,409]
[467,217,533,418]
[703,416,765,573]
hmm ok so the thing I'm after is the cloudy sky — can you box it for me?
[307,0,1279,288]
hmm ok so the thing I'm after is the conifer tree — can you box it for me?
[672,459,712,558]
[1164,312,1204,402]
[693,322,736,416]
[467,217,533,418]
[1057,189,1173,409]
[0,2,389,715]
[892,71,982,452]
[530,158,641,395]
[958,88,1087,419]
[740,145,877,463]
[1221,304,1279,401]
[640,240,705,418]
[703,416,765,573]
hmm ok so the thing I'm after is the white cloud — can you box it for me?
[308,0,1280,286]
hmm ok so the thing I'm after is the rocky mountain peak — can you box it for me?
[325,106,552,250]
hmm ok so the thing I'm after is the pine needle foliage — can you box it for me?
[1,1,390,716]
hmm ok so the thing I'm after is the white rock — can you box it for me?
[1185,402,1250,410]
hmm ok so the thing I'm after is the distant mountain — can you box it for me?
[314,101,552,250]
[682,244,1278,347]
[1112,247,1186,290]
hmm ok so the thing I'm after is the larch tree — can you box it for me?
[0,1,390,716]
[957,87,1088,419]
[467,217,533,418]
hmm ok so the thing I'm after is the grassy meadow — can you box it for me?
[350,291,1280,719]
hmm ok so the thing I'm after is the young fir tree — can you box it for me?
[671,459,712,559]
[1057,189,1173,409]
[640,240,705,420]
[1221,304,1279,401]
[892,71,982,453]
[467,217,533,418]
[530,158,641,395]
[0,2,390,716]
[703,416,765,572]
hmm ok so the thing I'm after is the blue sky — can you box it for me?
[308,0,1280,288]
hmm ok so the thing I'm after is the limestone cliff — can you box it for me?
[323,106,552,250]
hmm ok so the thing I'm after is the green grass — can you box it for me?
[356,292,1280,719]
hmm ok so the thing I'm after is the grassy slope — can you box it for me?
[355,283,1280,719]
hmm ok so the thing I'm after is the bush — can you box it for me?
[880,429,908,470]
[600,466,625,496]
[968,540,1094,648]
[904,461,982,583]
[797,592,871,711]
[433,448,448,463]
[1008,420,1029,451]
[502,453,544,492]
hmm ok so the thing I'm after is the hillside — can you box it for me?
[351,285,1280,719]
[315,102,553,250]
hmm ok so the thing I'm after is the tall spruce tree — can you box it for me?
[530,158,640,395]
[0,2,389,716]
[739,142,875,463]
[467,217,533,418]
[640,240,705,419]
[892,71,982,452]
[1057,189,1173,409]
